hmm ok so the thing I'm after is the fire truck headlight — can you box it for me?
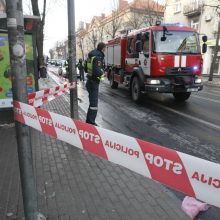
[193,66,198,71]
[147,79,161,85]
[195,78,202,84]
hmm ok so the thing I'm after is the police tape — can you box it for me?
[13,100,220,208]
[28,82,76,107]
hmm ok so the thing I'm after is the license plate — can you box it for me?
[187,88,198,92]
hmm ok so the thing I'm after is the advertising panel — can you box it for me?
[0,33,35,108]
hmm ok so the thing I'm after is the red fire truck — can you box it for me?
[105,24,207,102]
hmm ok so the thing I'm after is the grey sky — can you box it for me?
[43,0,134,54]
[23,0,164,55]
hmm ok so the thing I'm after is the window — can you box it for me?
[174,0,181,13]
[191,19,199,30]
[142,32,150,52]
[152,31,200,54]
[127,38,135,53]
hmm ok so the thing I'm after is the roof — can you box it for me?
[127,25,197,37]
[130,0,164,12]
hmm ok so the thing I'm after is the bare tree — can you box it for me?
[87,29,98,49]
[105,0,122,39]
[203,2,220,81]
[0,0,5,12]
[97,25,105,42]
[143,0,164,26]
[31,0,47,76]
[49,49,55,59]
[126,8,145,30]
[77,37,84,60]
[30,0,64,74]
[119,0,164,34]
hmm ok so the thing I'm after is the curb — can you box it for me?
[203,81,220,88]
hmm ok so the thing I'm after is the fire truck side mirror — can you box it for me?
[136,41,142,53]
[161,36,166,41]
[202,43,207,53]
[202,35,207,43]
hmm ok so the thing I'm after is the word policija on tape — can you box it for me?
[13,100,220,208]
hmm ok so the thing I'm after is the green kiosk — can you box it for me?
[0,13,40,109]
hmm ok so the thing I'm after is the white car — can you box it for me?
[58,61,80,79]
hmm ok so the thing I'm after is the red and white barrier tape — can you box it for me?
[13,101,220,208]
[28,82,76,107]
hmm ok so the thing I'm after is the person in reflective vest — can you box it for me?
[85,42,106,126]
[64,59,69,79]
[77,58,85,81]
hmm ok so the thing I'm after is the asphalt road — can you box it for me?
[74,75,220,220]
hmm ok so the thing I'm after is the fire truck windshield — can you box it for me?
[152,31,200,54]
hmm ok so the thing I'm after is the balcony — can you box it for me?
[183,1,203,17]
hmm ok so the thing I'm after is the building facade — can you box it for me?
[164,0,220,76]
[76,0,164,60]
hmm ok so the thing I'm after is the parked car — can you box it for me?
[50,59,56,65]
[58,60,80,79]
[55,59,62,66]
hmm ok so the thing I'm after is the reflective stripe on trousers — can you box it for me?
[89,106,98,110]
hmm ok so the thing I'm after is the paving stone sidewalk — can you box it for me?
[202,77,220,87]
[0,94,190,220]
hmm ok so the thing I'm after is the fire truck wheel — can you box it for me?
[110,72,118,89]
[131,76,142,103]
[173,92,191,102]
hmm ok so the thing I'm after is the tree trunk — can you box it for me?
[0,0,6,9]
[209,19,220,81]
[31,0,47,78]
[80,41,84,60]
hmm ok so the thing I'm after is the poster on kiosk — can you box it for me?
[0,14,39,109]
[0,33,35,108]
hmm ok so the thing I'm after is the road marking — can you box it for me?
[0,123,14,128]
[192,94,220,104]
[200,91,220,96]
[201,90,220,97]
[150,101,220,131]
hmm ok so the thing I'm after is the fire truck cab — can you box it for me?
[105,24,207,103]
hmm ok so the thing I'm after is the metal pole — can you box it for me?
[209,18,220,81]
[67,0,79,118]
[32,25,39,91]
[5,0,38,219]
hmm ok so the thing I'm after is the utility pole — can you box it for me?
[5,0,40,219]
[209,18,220,81]
[67,0,79,118]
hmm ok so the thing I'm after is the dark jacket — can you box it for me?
[87,49,105,79]
[77,60,84,71]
